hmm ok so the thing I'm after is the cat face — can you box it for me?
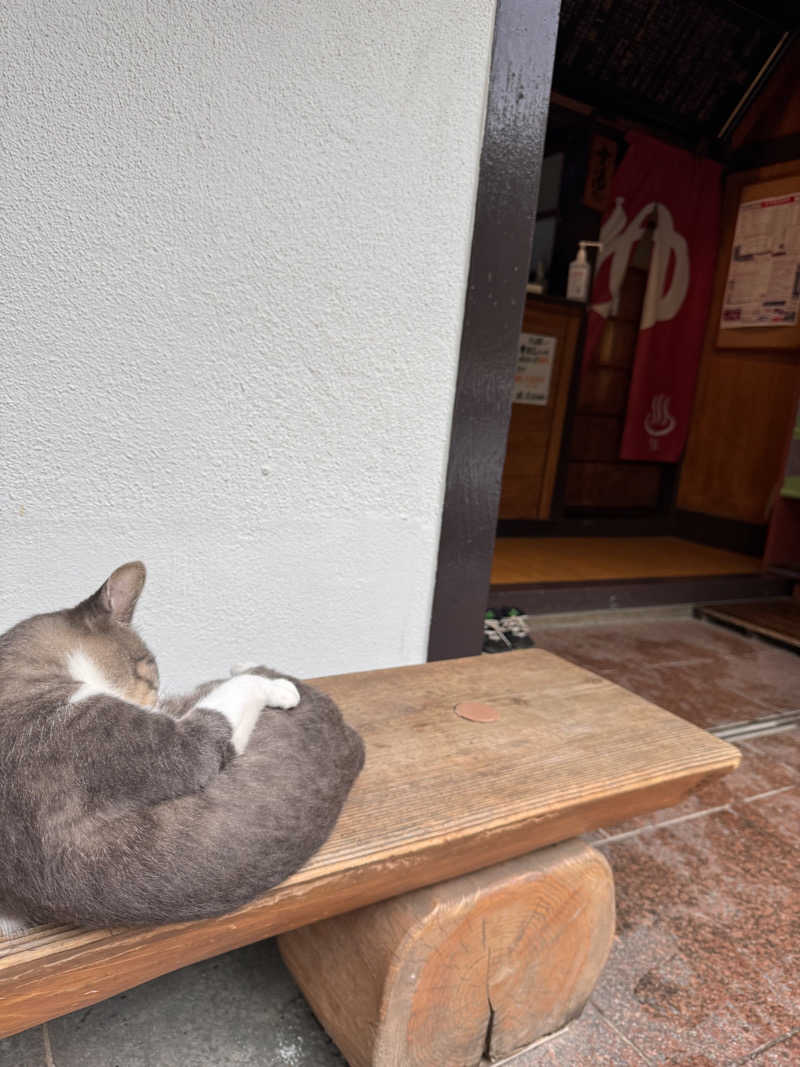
[0,562,159,709]
[65,625,159,710]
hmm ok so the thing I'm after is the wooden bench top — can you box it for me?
[0,650,739,1037]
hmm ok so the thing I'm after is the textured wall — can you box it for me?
[1,1,494,687]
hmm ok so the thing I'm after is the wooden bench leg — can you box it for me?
[278,838,614,1066]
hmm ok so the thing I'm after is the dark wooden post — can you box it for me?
[428,0,562,661]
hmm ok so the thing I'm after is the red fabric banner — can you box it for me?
[582,133,722,461]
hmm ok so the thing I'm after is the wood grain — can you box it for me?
[499,297,583,520]
[677,349,800,522]
[570,415,623,462]
[574,365,631,416]
[278,840,615,1067]
[490,536,760,584]
[426,0,562,661]
[698,598,800,650]
[564,261,672,512]
[765,498,800,573]
[565,461,662,509]
[731,37,800,150]
[678,160,800,524]
[0,650,739,1038]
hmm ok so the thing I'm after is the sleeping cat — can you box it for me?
[0,562,364,929]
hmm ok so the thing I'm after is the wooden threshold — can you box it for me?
[695,598,800,652]
[489,573,790,616]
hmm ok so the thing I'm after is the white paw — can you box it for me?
[196,673,276,753]
[227,667,300,710]
[264,677,301,710]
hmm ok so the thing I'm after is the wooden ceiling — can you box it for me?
[551,0,799,148]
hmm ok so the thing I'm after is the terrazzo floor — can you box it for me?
[1,609,798,1066]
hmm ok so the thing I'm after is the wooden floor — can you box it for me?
[491,536,761,585]
[697,598,800,651]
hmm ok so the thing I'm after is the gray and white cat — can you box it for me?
[0,562,364,929]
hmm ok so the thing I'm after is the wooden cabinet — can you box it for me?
[498,296,583,520]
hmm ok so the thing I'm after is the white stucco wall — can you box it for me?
[1,1,495,687]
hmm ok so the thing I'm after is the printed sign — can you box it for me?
[513,334,556,406]
[721,192,800,328]
[583,134,618,213]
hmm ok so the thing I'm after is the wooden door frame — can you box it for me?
[427,0,562,660]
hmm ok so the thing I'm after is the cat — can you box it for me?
[0,562,364,929]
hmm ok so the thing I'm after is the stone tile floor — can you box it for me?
[0,940,345,1067]
[529,608,800,730]
[510,610,800,1066]
[2,609,798,1065]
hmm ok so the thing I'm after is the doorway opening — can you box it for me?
[429,0,800,660]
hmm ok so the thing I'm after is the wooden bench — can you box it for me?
[0,651,739,1064]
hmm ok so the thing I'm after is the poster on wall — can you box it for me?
[582,134,618,213]
[512,334,556,406]
[720,192,800,328]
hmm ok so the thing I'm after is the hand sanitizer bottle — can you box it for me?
[567,241,602,301]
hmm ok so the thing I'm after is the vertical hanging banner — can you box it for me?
[582,133,722,461]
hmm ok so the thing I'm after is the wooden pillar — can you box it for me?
[278,839,615,1067]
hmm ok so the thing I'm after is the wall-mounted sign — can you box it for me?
[721,192,800,328]
[512,334,557,406]
[583,135,618,213]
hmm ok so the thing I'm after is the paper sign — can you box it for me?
[513,334,556,406]
[721,192,800,328]
[583,134,618,213]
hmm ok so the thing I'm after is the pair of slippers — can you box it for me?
[482,608,535,654]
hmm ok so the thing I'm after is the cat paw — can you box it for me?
[264,677,301,710]
[197,674,276,753]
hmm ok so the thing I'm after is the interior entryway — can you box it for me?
[485,19,800,624]
[428,0,800,661]
[491,536,761,586]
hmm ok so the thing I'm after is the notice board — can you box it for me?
[716,169,800,351]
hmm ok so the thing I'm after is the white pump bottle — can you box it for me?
[567,240,602,302]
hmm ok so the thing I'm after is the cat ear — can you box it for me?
[84,562,147,624]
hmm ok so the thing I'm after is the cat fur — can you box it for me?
[0,563,364,928]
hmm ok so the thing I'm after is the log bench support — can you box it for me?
[278,838,615,1067]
